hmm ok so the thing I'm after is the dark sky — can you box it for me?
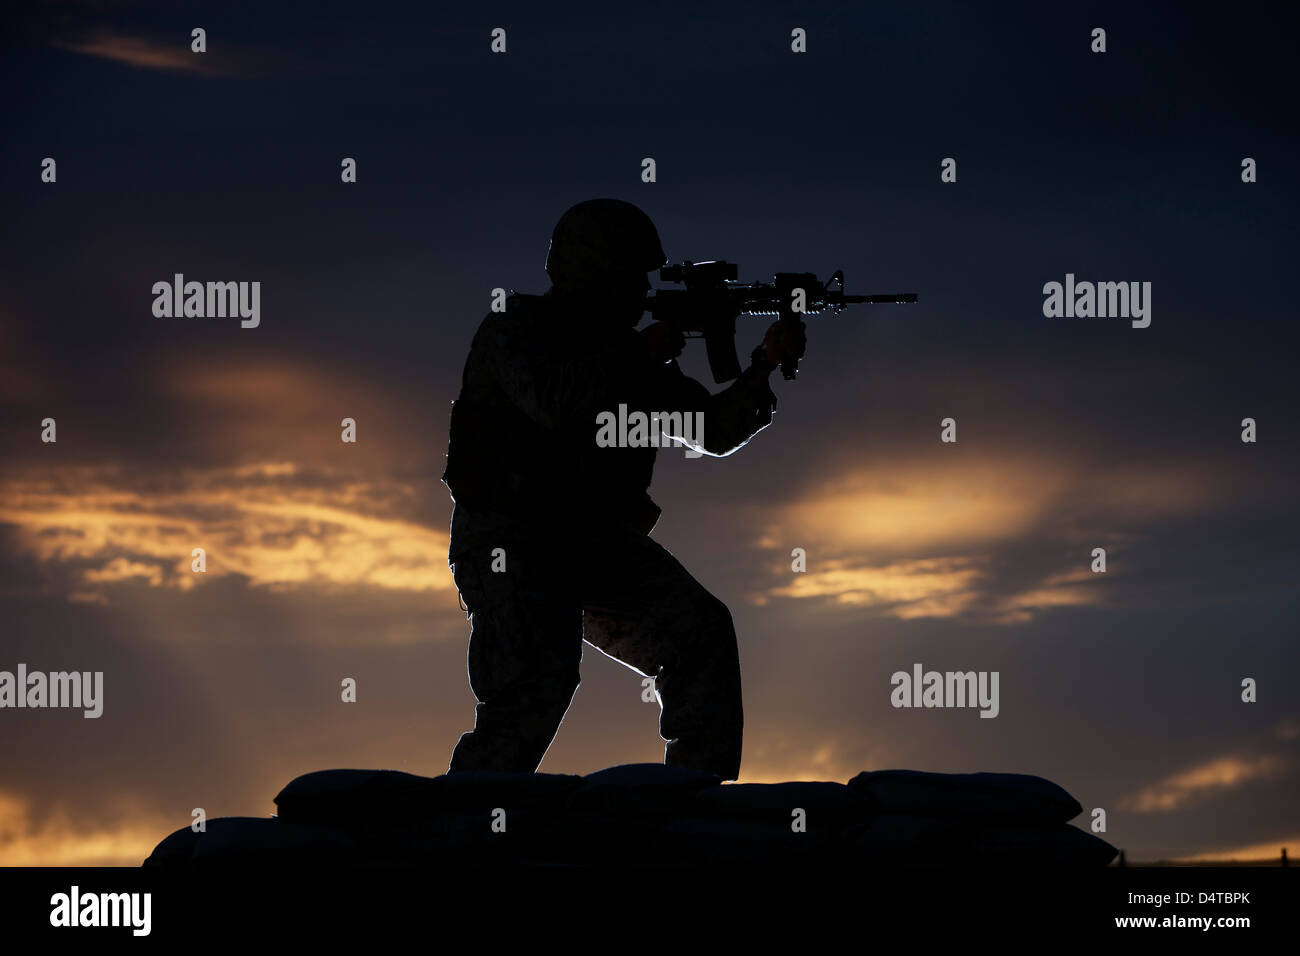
[1,0,1297,864]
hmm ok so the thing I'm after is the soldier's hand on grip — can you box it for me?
[763,320,807,368]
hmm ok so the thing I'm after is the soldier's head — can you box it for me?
[545,198,666,324]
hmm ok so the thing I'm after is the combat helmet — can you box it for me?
[545,198,667,290]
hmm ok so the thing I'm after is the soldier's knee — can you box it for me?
[531,667,581,714]
[673,593,739,680]
[696,594,738,657]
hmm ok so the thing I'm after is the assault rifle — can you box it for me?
[645,260,917,383]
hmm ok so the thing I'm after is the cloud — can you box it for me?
[51,30,292,78]
[56,33,204,72]
[755,555,986,619]
[733,727,895,785]
[0,463,453,603]
[1172,835,1299,864]
[0,791,161,866]
[147,355,443,470]
[759,457,1068,555]
[745,453,1228,624]
[1271,717,1300,741]
[1122,754,1289,814]
[984,568,1100,625]
[84,557,165,587]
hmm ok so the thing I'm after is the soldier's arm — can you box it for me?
[652,358,779,457]
[485,314,650,430]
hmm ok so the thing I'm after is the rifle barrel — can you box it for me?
[838,293,918,304]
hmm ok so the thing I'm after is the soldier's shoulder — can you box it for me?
[482,291,549,322]
[507,291,551,316]
[477,291,549,336]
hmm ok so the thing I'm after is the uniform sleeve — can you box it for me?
[649,358,779,457]
[484,312,650,431]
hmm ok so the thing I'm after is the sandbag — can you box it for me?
[847,770,1082,824]
[189,817,356,866]
[143,825,203,867]
[692,781,874,830]
[840,814,971,862]
[502,808,664,866]
[274,768,582,827]
[975,824,1117,866]
[660,817,832,865]
[567,763,721,817]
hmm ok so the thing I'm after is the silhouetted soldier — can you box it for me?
[442,198,804,780]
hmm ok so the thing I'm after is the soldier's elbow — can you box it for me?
[700,434,749,457]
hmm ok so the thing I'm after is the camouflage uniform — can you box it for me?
[441,200,779,780]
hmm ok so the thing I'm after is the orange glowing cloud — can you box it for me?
[1173,835,1299,863]
[736,734,893,784]
[760,455,1220,556]
[52,31,288,78]
[748,454,1224,623]
[151,356,436,468]
[0,791,163,867]
[1122,754,1289,813]
[985,568,1099,625]
[56,33,204,72]
[755,556,985,619]
[0,463,453,602]
[762,458,1065,554]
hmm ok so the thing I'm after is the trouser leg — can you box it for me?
[580,531,744,780]
[447,544,582,773]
